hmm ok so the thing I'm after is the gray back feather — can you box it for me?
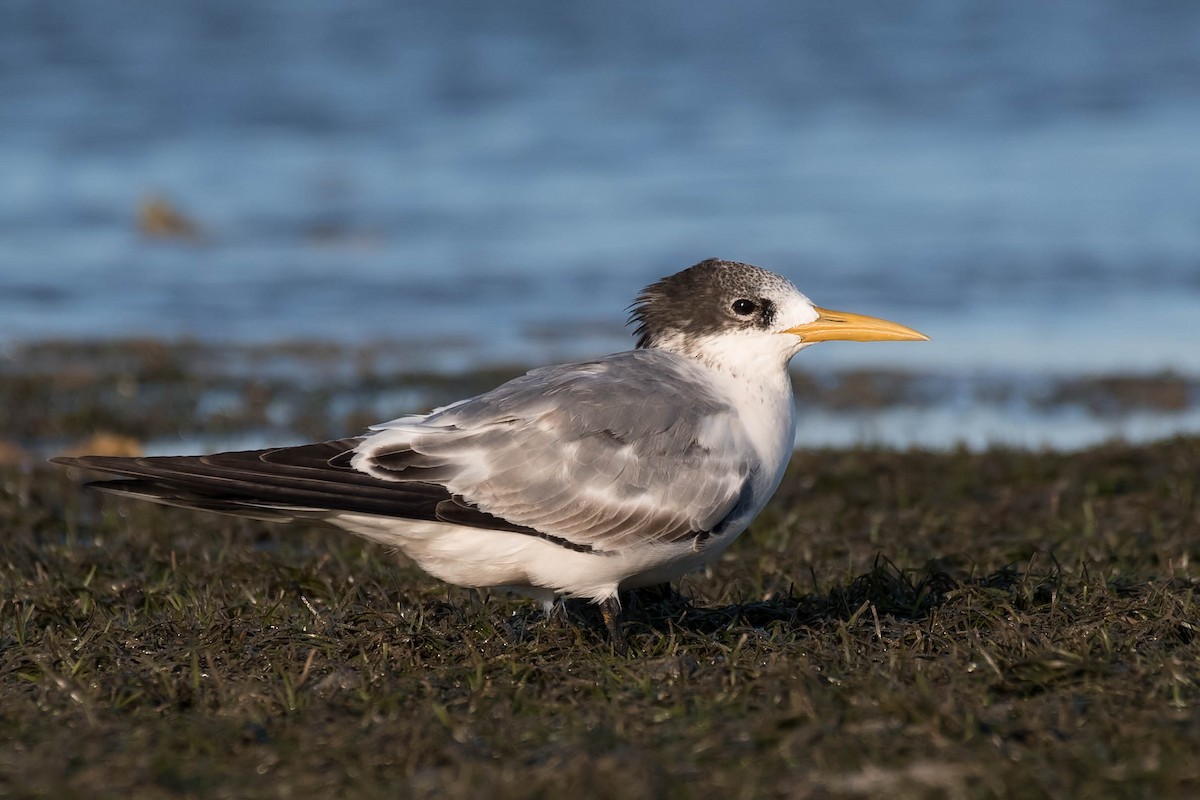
[359,350,756,550]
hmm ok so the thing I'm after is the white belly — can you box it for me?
[329,507,778,605]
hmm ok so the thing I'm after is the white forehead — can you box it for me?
[769,280,819,328]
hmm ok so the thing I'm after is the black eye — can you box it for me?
[731,298,758,316]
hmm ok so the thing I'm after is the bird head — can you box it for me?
[629,259,928,369]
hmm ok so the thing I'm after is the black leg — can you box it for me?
[600,596,627,656]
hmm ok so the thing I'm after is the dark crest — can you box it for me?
[627,259,790,349]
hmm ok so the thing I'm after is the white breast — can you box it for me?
[684,334,800,502]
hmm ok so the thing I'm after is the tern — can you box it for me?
[54,259,927,650]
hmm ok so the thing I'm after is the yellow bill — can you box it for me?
[784,307,929,343]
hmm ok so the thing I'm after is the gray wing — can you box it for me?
[354,350,758,551]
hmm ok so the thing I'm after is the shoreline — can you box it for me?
[3,337,1198,457]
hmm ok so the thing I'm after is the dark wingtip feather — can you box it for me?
[50,454,142,472]
[49,455,86,468]
[47,438,557,539]
[86,478,300,521]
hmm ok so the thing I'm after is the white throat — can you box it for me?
[655,331,803,505]
[651,329,809,381]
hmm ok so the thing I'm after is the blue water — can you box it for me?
[2,1,1199,446]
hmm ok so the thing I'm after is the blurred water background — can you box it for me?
[2,0,1199,448]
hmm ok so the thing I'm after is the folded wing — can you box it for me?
[57,351,758,554]
[356,351,757,551]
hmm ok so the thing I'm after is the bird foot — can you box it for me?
[600,596,628,656]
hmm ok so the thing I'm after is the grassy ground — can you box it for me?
[2,438,1199,798]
